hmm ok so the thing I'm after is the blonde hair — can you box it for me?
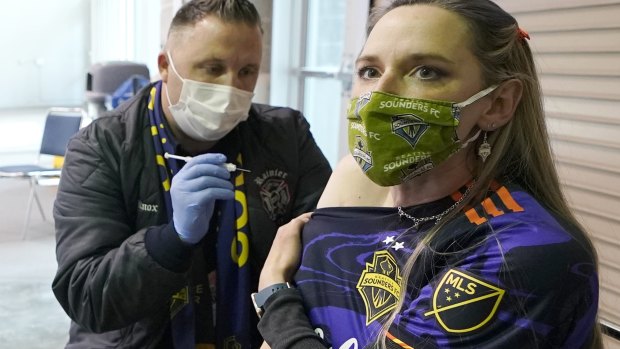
[367,0,601,347]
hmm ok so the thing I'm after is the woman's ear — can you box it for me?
[157,52,169,83]
[478,79,523,130]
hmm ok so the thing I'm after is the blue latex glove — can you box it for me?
[170,153,235,244]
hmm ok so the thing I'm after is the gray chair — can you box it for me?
[85,61,150,118]
[0,108,85,238]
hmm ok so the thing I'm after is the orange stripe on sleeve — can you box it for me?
[465,207,487,225]
[497,186,524,212]
[386,331,416,349]
[482,197,504,217]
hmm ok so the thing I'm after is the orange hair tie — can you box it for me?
[517,27,530,41]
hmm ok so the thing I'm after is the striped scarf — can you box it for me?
[147,81,254,348]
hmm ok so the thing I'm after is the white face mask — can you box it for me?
[165,51,254,141]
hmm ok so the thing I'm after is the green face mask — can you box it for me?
[347,86,497,186]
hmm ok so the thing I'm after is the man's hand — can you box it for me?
[170,153,235,244]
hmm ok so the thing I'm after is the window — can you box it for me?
[271,0,370,167]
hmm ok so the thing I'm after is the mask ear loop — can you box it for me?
[456,85,499,109]
[452,85,498,120]
[164,51,185,108]
[459,129,481,149]
[166,51,185,81]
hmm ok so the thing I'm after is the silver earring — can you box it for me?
[478,132,491,162]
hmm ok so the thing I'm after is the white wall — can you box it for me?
[90,0,161,81]
[0,0,90,108]
[494,0,620,343]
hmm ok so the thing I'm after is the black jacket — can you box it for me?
[52,84,332,348]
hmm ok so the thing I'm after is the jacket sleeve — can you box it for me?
[290,112,332,216]
[258,288,328,349]
[51,126,191,333]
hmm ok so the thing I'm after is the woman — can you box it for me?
[254,0,600,348]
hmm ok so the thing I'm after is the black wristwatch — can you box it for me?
[251,282,293,318]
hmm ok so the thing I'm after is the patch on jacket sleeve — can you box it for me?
[254,169,290,221]
[424,269,504,333]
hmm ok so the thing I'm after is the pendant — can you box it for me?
[478,142,491,162]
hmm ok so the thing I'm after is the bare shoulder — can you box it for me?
[317,154,391,208]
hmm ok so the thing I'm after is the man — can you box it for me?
[52,0,331,348]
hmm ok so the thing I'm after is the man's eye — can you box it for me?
[240,67,258,77]
[204,66,224,75]
[357,67,381,80]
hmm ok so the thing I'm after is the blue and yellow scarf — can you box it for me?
[147,81,253,348]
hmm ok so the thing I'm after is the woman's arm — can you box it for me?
[256,213,328,349]
[317,154,391,208]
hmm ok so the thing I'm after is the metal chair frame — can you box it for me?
[0,108,85,238]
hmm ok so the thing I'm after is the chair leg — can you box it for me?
[22,178,36,239]
[33,186,46,221]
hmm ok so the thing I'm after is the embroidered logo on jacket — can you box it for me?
[169,286,189,318]
[424,269,504,333]
[255,169,290,221]
[357,250,402,325]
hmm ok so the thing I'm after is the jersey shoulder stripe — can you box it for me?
[464,185,525,225]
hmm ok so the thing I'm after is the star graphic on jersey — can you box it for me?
[383,236,396,245]
[392,242,405,251]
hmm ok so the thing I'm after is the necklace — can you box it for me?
[397,181,476,229]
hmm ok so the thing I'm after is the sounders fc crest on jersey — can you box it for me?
[424,269,505,333]
[356,250,402,325]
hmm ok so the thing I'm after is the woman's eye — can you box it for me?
[414,66,443,80]
[357,67,381,80]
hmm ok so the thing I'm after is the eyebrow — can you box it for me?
[356,53,456,66]
[194,58,260,69]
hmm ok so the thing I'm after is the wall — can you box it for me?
[90,0,161,81]
[0,0,90,108]
[494,0,620,345]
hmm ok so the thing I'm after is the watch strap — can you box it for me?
[251,282,292,318]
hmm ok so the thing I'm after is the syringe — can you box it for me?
[164,152,251,173]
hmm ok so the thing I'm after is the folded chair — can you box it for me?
[0,108,85,239]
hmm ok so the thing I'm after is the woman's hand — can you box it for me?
[258,212,312,290]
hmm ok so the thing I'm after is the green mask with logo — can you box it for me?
[347,86,497,186]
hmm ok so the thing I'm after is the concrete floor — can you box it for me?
[0,182,70,349]
[0,109,70,348]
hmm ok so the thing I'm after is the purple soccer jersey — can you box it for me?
[294,184,598,349]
